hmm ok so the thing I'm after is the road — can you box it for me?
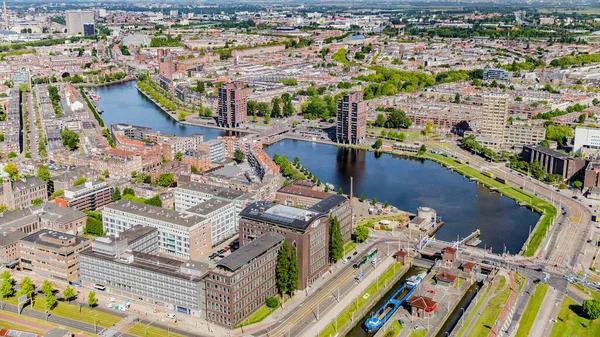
[27,91,38,158]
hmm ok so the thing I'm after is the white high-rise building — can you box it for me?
[65,10,94,35]
[480,94,509,149]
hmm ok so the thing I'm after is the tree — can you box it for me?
[360,193,366,202]
[0,271,14,305]
[88,291,97,309]
[37,165,50,183]
[32,198,44,206]
[583,299,600,320]
[578,114,587,124]
[61,129,80,151]
[174,152,183,161]
[256,102,271,117]
[247,100,258,116]
[354,225,369,243]
[41,280,53,296]
[329,217,344,263]
[45,293,56,310]
[372,197,377,205]
[384,201,389,208]
[156,173,174,187]
[337,188,343,195]
[374,138,383,150]
[233,149,244,164]
[418,144,427,155]
[264,113,271,124]
[374,114,386,127]
[573,180,583,189]
[539,139,550,148]
[73,177,87,186]
[422,121,433,136]
[146,195,162,207]
[288,245,298,295]
[276,240,290,296]
[3,162,18,179]
[271,97,282,118]
[112,187,121,201]
[63,286,75,304]
[123,187,135,196]
[18,277,34,297]
[266,296,280,309]
[454,93,461,104]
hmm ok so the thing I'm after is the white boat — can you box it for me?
[406,272,427,288]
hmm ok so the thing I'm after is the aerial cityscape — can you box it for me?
[1,0,600,336]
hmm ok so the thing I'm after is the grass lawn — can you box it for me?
[332,48,354,66]
[344,241,358,255]
[0,310,95,336]
[468,276,512,337]
[550,296,600,337]
[515,273,526,292]
[0,319,43,333]
[456,283,492,336]
[319,262,403,337]
[382,319,402,337]
[571,283,600,300]
[235,303,279,328]
[422,153,556,257]
[408,329,428,337]
[515,283,549,337]
[128,323,186,337]
[3,295,121,328]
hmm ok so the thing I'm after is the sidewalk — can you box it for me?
[528,286,560,337]
[490,272,517,337]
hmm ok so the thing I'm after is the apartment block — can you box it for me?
[239,202,329,290]
[479,94,509,149]
[54,181,112,211]
[174,180,249,220]
[205,233,283,328]
[336,92,367,145]
[18,229,91,283]
[503,125,546,149]
[483,67,510,81]
[217,82,248,128]
[65,10,95,35]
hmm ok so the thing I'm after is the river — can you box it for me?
[97,81,540,254]
[95,81,228,140]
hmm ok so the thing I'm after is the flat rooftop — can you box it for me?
[104,200,206,228]
[216,233,284,272]
[21,229,88,250]
[186,198,232,216]
[240,201,326,232]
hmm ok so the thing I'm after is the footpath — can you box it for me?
[490,272,518,337]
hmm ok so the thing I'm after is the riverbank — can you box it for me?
[77,77,136,88]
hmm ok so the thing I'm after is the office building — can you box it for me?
[83,23,95,36]
[54,180,112,211]
[217,82,248,128]
[483,67,510,81]
[522,145,586,181]
[239,202,329,290]
[65,10,94,35]
[503,125,546,149]
[205,233,283,328]
[0,231,28,268]
[18,229,91,283]
[174,180,249,221]
[336,92,367,145]
[186,198,237,246]
[102,200,211,260]
[309,194,353,244]
[80,227,207,317]
[574,127,600,154]
[0,203,87,235]
[479,94,509,149]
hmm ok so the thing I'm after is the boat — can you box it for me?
[364,272,428,332]
[406,272,427,288]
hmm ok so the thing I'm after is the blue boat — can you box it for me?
[364,272,427,332]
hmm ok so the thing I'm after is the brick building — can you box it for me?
[217,82,248,128]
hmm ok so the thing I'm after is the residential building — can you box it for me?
[483,67,510,81]
[246,145,279,180]
[217,82,248,128]
[197,139,224,163]
[574,127,600,154]
[0,177,47,210]
[336,92,367,145]
[275,184,332,208]
[479,94,509,149]
[239,202,329,290]
[205,233,283,328]
[65,10,95,35]
[102,200,211,260]
[54,180,112,211]
[48,166,98,195]
[18,229,91,283]
[503,125,545,149]
[522,145,587,180]
[181,150,210,172]
[80,228,208,317]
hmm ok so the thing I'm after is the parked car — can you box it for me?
[342,258,348,264]
[415,325,425,330]
[106,303,114,308]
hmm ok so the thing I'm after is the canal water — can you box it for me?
[95,81,228,140]
[345,266,424,337]
[264,141,540,254]
[97,82,540,254]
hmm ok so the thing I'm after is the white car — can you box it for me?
[108,297,116,302]
[106,303,114,308]
[342,258,348,264]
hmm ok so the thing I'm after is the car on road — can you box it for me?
[481,260,491,265]
[342,258,348,264]
[109,297,116,302]
[415,325,425,330]
[347,256,352,260]
[353,251,358,255]
[533,279,541,284]
[534,268,543,272]
[519,264,527,268]
[166,314,176,319]
[427,289,436,294]
[106,303,114,308]
[572,196,578,199]
[556,189,561,192]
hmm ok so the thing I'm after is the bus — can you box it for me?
[93,284,106,291]
[495,177,508,184]
[481,171,494,178]
[353,248,378,269]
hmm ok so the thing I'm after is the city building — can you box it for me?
[54,180,112,211]
[65,10,95,35]
[18,229,91,283]
[483,67,510,81]
[217,82,248,128]
[0,231,28,268]
[309,194,353,244]
[521,145,586,180]
[239,202,329,290]
[336,92,367,145]
[205,232,283,328]
[479,94,509,149]
[80,226,207,317]
[0,177,48,210]
[503,125,546,149]
[197,139,224,163]
[246,145,279,180]
[174,180,249,221]
[574,127,600,154]
[186,198,237,246]
[0,203,87,235]
[83,23,95,36]
[102,200,211,260]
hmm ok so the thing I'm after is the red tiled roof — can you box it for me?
[278,185,331,199]
[436,272,457,283]
[407,296,437,310]
[443,246,457,253]
[462,261,476,269]
[395,250,408,257]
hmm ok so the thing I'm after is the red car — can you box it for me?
[427,289,436,294]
